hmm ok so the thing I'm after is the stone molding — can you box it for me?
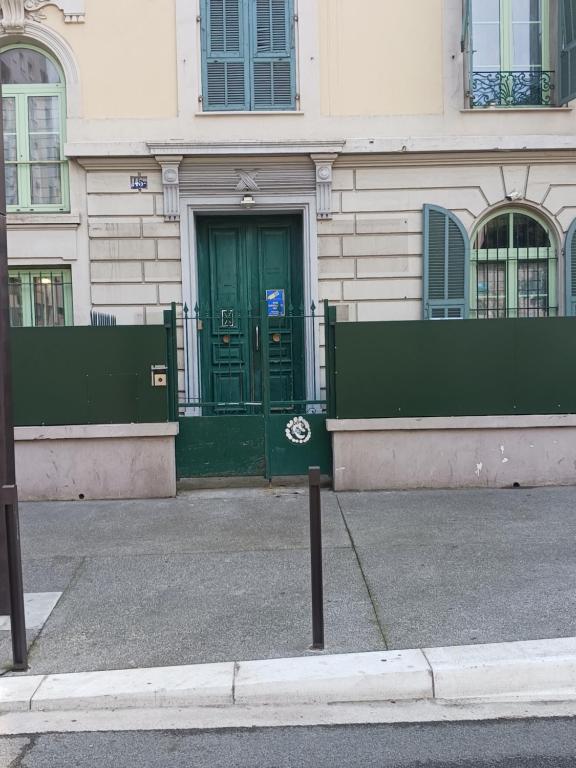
[15,423,180,441]
[326,414,576,432]
[156,155,183,222]
[311,153,337,220]
[1,20,82,117]
[148,141,346,157]
[0,0,85,31]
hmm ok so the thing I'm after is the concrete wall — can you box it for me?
[328,416,576,491]
[319,0,443,117]
[1,0,573,146]
[15,423,179,500]
[42,1,178,120]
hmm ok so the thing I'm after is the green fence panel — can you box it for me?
[334,317,576,419]
[268,414,332,477]
[12,326,169,426]
[176,416,265,478]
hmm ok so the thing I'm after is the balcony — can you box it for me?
[470,70,554,108]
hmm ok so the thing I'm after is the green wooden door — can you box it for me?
[197,215,305,414]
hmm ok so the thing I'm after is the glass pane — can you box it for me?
[33,273,66,327]
[512,0,542,23]
[0,48,61,84]
[477,262,507,318]
[473,24,502,69]
[3,97,17,165]
[511,0,542,69]
[512,23,543,69]
[3,134,17,162]
[474,214,510,250]
[518,260,549,317]
[2,97,16,133]
[5,164,18,206]
[473,0,500,23]
[28,96,60,132]
[29,134,60,161]
[8,276,23,327]
[30,164,61,205]
[512,213,550,247]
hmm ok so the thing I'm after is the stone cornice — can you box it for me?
[335,148,576,168]
[67,140,576,169]
[147,141,346,156]
[73,156,160,171]
[343,134,576,157]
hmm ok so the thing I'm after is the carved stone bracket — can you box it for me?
[311,154,337,221]
[0,0,85,32]
[156,155,182,222]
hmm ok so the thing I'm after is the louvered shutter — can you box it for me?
[423,205,470,320]
[251,0,295,109]
[565,219,576,315]
[461,0,471,53]
[202,0,249,110]
[559,0,576,104]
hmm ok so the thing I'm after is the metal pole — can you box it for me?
[309,466,324,650]
[0,83,27,671]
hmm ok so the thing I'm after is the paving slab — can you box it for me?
[0,558,82,672]
[24,548,383,675]
[0,593,62,631]
[18,490,348,558]
[338,487,576,649]
[5,485,576,678]
[0,736,29,765]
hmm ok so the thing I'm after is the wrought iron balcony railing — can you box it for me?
[471,70,554,108]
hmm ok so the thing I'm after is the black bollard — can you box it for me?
[309,466,324,650]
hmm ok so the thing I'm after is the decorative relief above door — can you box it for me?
[0,0,84,31]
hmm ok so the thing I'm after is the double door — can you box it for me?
[196,215,305,413]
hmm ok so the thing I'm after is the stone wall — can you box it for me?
[316,154,576,323]
[85,166,182,326]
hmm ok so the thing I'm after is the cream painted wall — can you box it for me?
[319,0,443,116]
[43,0,177,119]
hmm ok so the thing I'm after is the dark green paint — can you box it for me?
[164,304,179,422]
[176,415,265,477]
[268,414,331,476]
[11,326,168,426]
[333,317,576,420]
[196,215,305,412]
[324,302,337,419]
[174,219,333,479]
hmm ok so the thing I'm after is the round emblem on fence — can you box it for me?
[285,416,312,445]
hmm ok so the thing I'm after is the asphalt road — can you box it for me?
[1,718,576,767]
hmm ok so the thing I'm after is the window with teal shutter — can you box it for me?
[252,0,295,108]
[559,0,576,104]
[423,205,470,320]
[202,0,249,110]
[565,218,576,314]
[201,0,295,111]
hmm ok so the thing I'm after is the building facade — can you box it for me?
[5,0,576,410]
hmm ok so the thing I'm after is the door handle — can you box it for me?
[255,323,260,351]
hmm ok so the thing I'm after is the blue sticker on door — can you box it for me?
[266,289,285,317]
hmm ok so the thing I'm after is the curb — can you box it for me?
[1,637,576,714]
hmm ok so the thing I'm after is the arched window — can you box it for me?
[471,210,557,318]
[1,45,68,212]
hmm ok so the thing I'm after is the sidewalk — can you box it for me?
[2,485,576,676]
